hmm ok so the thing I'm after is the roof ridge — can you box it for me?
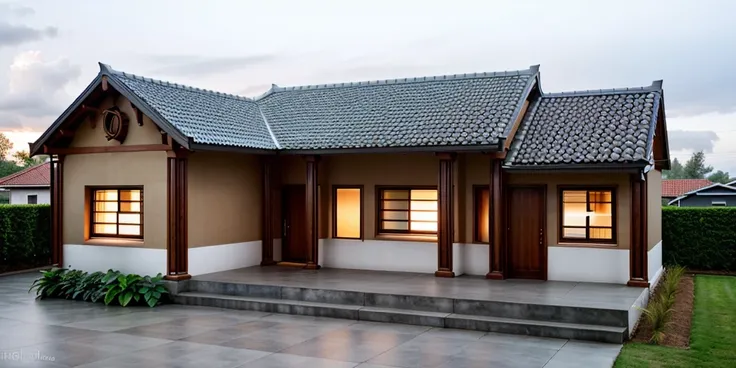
[0,162,49,185]
[543,80,663,98]
[259,66,537,96]
[99,62,254,102]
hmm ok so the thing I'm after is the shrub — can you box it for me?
[29,268,168,307]
[662,207,736,271]
[0,204,51,269]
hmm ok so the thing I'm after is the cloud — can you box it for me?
[0,51,82,129]
[667,130,720,153]
[146,54,278,77]
[0,22,57,48]
[0,3,35,17]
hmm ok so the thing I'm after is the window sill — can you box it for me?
[84,238,145,247]
[555,242,619,248]
[375,234,437,243]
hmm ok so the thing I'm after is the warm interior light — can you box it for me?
[476,188,490,243]
[92,189,143,238]
[562,190,613,240]
[335,188,361,238]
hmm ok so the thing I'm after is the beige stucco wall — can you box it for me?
[63,95,167,249]
[71,95,162,147]
[188,152,262,247]
[506,172,632,249]
[647,169,662,250]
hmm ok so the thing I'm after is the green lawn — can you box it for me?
[615,275,736,368]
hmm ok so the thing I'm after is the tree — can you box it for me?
[12,150,47,167]
[682,151,713,179]
[663,157,684,179]
[707,170,731,184]
[0,132,12,160]
[0,160,22,178]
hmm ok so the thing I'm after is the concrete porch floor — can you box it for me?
[194,266,646,312]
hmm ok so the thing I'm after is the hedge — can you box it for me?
[0,204,51,269]
[662,207,736,271]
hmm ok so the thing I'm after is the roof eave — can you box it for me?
[501,67,540,139]
[279,143,503,156]
[503,161,648,172]
[0,185,50,188]
[189,143,277,155]
[30,75,103,156]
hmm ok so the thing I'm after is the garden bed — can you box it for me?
[632,274,694,348]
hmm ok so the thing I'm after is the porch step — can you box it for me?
[175,291,626,343]
[188,280,628,328]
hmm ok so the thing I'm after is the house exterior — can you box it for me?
[661,178,712,205]
[30,63,670,287]
[668,183,736,207]
[0,162,51,204]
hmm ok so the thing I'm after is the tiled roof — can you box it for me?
[0,162,50,187]
[105,64,538,150]
[507,84,662,167]
[258,72,535,149]
[110,70,277,150]
[662,179,713,197]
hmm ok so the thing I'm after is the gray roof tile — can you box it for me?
[106,65,536,151]
[258,73,534,149]
[111,72,277,149]
[506,87,662,167]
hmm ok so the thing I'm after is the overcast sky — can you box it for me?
[1,0,735,173]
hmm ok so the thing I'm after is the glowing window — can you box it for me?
[90,188,143,239]
[560,189,615,243]
[378,188,437,234]
[474,187,490,243]
[334,187,362,239]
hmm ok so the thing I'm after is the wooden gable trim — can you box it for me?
[503,99,531,151]
[43,144,171,155]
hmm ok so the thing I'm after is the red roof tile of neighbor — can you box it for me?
[662,179,712,197]
[0,162,50,187]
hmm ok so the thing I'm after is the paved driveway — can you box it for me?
[0,272,621,368]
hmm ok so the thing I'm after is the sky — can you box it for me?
[1,0,735,173]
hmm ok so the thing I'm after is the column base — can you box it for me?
[260,259,277,266]
[485,271,504,280]
[304,263,321,270]
[164,273,192,281]
[434,270,455,278]
[627,279,650,288]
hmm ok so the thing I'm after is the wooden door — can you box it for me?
[507,186,546,280]
[282,185,307,262]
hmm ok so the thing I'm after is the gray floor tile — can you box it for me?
[447,341,559,368]
[480,332,568,350]
[238,353,358,368]
[543,341,621,368]
[280,328,414,363]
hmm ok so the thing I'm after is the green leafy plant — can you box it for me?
[58,269,87,299]
[103,271,142,307]
[642,293,675,345]
[77,271,105,301]
[29,267,67,298]
[136,273,169,307]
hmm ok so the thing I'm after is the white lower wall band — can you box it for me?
[548,246,630,284]
[188,241,262,276]
[63,244,166,276]
[648,241,664,288]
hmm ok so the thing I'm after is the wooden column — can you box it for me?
[435,153,455,278]
[486,158,506,279]
[165,149,191,281]
[261,156,276,266]
[50,155,64,267]
[628,173,649,287]
[304,156,321,270]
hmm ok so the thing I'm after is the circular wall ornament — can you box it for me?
[102,107,129,143]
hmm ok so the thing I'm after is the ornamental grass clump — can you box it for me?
[640,265,686,344]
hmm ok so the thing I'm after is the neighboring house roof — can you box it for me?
[506,83,663,168]
[0,162,50,188]
[668,182,736,205]
[661,179,713,198]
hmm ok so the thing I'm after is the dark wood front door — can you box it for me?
[507,186,546,280]
[282,185,307,262]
